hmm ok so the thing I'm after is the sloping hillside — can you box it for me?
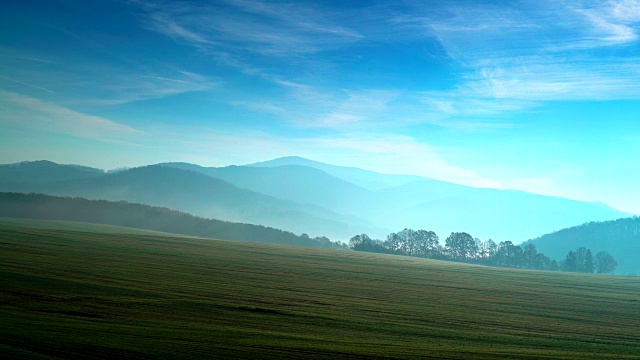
[247,155,423,191]
[2,224,640,358]
[165,158,631,243]
[0,164,377,240]
[0,192,345,249]
[161,162,373,215]
[1,159,632,243]
[526,217,640,275]
[0,160,103,186]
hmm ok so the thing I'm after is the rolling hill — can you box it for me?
[163,158,630,243]
[0,217,195,238]
[2,222,640,358]
[0,160,103,187]
[247,155,424,191]
[526,217,640,275]
[161,162,374,215]
[0,158,632,243]
[0,164,380,240]
[0,192,345,249]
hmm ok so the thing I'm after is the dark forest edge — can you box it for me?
[0,192,347,250]
[349,229,618,275]
[0,192,619,275]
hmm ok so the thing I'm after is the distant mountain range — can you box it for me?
[525,217,640,275]
[248,156,424,191]
[0,160,104,184]
[163,157,631,242]
[0,164,380,240]
[0,157,632,242]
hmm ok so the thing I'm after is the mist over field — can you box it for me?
[0,158,637,275]
[2,0,640,358]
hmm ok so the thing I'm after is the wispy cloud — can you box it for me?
[409,0,640,60]
[574,0,640,47]
[419,56,640,118]
[0,75,56,94]
[0,90,141,141]
[399,0,640,119]
[1,34,216,105]
[146,12,214,46]
[129,0,372,103]
[300,90,399,129]
[86,69,216,105]
[134,0,362,56]
[129,0,640,128]
[225,79,401,130]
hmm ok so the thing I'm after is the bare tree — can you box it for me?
[594,251,618,274]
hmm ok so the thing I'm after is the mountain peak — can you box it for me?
[3,160,58,167]
[247,156,319,167]
[246,156,424,191]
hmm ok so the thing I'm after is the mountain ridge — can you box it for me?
[165,157,629,242]
[247,156,425,191]
[0,157,631,243]
[0,162,383,240]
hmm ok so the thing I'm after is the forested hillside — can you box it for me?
[0,163,379,240]
[0,193,346,250]
[527,217,640,275]
[0,159,631,243]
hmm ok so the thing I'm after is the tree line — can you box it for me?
[0,192,347,250]
[349,229,617,274]
[0,193,620,274]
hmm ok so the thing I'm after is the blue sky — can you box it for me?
[1,0,640,213]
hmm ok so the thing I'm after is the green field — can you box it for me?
[2,223,640,359]
[0,217,197,238]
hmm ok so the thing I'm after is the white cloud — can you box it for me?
[575,4,639,46]
[417,57,640,122]
[147,12,214,46]
[0,75,56,94]
[395,0,640,120]
[134,0,362,56]
[1,45,215,106]
[610,0,640,21]
[414,0,640,58]
[89,70,215,105]
[119,0,640,130]
[474,59,640,101]
[0,90,141,141]
[306,90,399,129]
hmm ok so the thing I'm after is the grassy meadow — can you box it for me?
[1,222,640,359]
[0,217,193,238]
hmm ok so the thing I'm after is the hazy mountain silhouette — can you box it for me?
[0,192,345,249]
[164,158,629,243]
[388,188,630,243]
[0,160,103,187]
[247,156,423,191]
[0,158,631,243]
[0,163,381,239]
[525,217,640,275]
[161,162,373,216]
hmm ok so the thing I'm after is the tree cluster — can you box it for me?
[562,247,618,274]
[529,217,640,267]
[349,229,617,274]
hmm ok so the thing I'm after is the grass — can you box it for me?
[1,222,640,359]
[0,217,196,238]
